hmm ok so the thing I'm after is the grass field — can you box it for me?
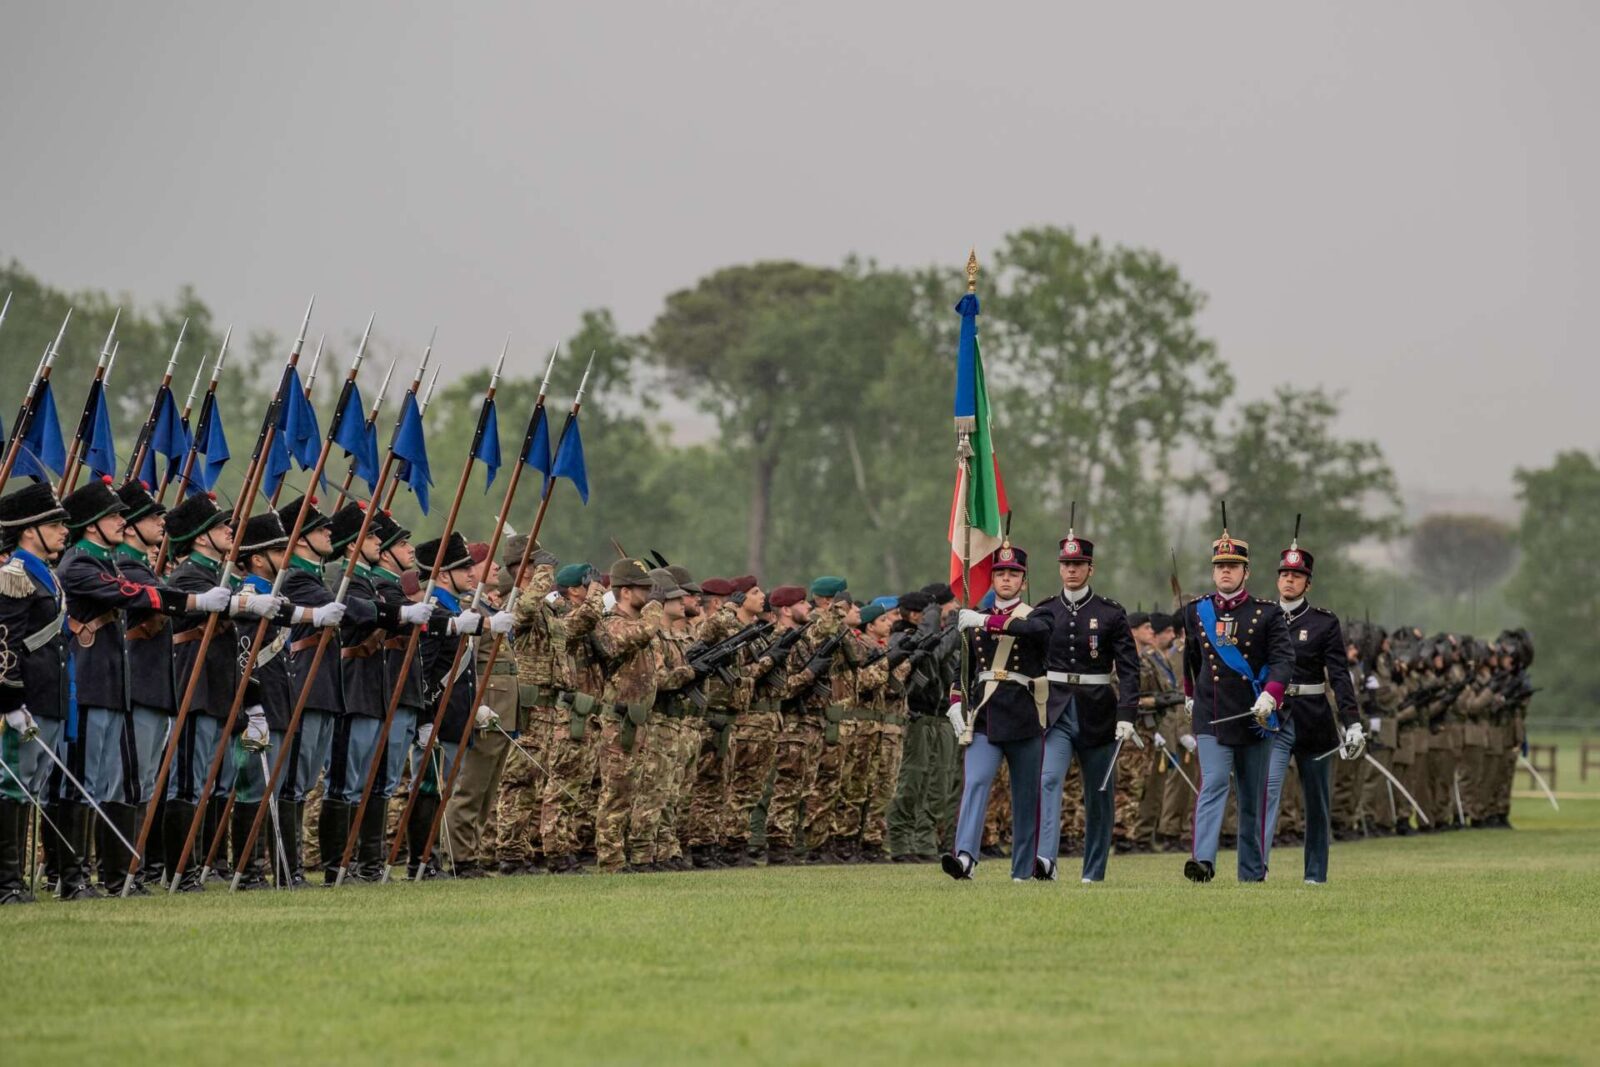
[4,789,1597,1065]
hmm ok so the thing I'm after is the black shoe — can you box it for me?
[1032,856,1057,882]
[453,862,489,879]
[56,803,100,900]
[319,799,354,885]
[0,799,34,904]
[1183,859,1216,883]
[942,852,974,880]
[860,845,889,864]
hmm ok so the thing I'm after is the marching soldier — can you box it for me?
[631,570,697,870]
[721,582,787,867]
[831,597,900,862]
[1259,538,1363,883]
[945,541,1047,882]
[540,564,607,875]
[1007,529,1141,883]
[493,541,563,875]
[680,576,745,869]
[369,509,428,876]
[1134,612,1190,853]
[1180,525,1294,883]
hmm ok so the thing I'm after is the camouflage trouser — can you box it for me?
[303,780,325,869]
[595,715,644,871]
[1427,740,1458,826]
[862,723,903,848]
[628,717,678,865]
[764,715,823,852]
[539,714,600,862]
[1361,745,1398,829]
[803,720,851,850]
[1458,743,1485,822]
[829,718,876,844]
[1112,721,1157,844]
[983,759,1011,850]
[1134,725,1165,842]
[684,716,730,849]
[495,706,561,866]
[1332,750,1364,831]
[723,712,779,848]
[662,718,703,860]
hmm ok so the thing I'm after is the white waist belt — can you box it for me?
[1286,682,1326,696]
[1046,671,1113,686]
[977,669,1038,686]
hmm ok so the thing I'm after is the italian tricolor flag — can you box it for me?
[949,290,1008,606]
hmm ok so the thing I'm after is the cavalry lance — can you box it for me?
[124,318,188,486]
[57,309,121,495]
[0,308,71,495]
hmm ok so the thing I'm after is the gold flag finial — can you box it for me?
[966,248,979,292]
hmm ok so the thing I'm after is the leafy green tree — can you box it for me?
[1507,451,1600,720]
[1203,385,1403,615]
[1410,514,1516,602]
[984,227,1236,593]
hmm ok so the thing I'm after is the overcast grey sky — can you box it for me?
[2,1,1594,502]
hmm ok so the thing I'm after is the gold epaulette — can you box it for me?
[0,558,33,599]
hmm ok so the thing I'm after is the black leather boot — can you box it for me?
[100,803,146,896]
[205,797,232,880]
[232,802,270,890]
[163,800,204,892]
[0,798,35,904]
[318,799,352,885]
[407,794,443,880]
[57,802,101,900]
[358,798,386,881]
[41,800,64,892]
[279,800,307,887]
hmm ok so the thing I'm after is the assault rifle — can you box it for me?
[749,623,810,682]
[803,630,850,702]
[681,620,773,709]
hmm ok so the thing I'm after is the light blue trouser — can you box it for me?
[330,717,385,804]
[1194,733,1271,881]
[13,717,65,798]
[232,730,286,804]
[288,709,337,803]
[128,705,170,804]
[954,731,1042,881]
[1264,720,1334,882]
[1038,703,1118,881]
[382,709,420,798]
[168,716,228,802]
[78,706,127,804]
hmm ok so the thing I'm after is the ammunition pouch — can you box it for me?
[564,690,599,741]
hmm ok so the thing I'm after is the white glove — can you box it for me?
[488,610,515,636]
[4,707,39,741]
[1179,733,1197,753]
[398,602,433,626]
[448,611,482,636]
[1153,731,1167,748]
[232,593,283,619]
[242,707,270,752]
[1251,691,1278,723]
[1114,720,1136,743]
[1369,716,1381,733]
[1344,723,1366,746]
[193,585,232,613]
[475,704,501,731]
[602,590,617,612]
[311,601,347,628]
[956,609,988,631]
[1365,675,1380,691]
[945,700,965,736]
[416,723,433,749]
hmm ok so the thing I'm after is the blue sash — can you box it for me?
[1195,597,1276,734]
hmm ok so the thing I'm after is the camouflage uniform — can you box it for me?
[764,606,845,859]
[494,564,560,871]
[539,582,606,869]
[803,628,870,857]
[592,596,665,871]
[830,632,899,853]
[685,607,753,861]
[1136,645,1185,850]
[630,623,696,866]
[726,625,797,858]
[1360,653,1400,833]
[861,641,909,858]
[1114,653,1161,851]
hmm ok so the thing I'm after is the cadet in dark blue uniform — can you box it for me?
[370,510,430,877]
[1260,540,1364,883]
[408,531,485,879]
[114,479,178,889]
[1009,533,1141,883]
[944,541,1048,882]
[325,502,435,880]
[1180,529,1295,883]
[56,478,253,895]
[273,495,352,883]
[0,483,73,904]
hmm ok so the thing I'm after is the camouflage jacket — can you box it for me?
[508,564,559,689]
[552,583,606,697]
[594,604,663,708]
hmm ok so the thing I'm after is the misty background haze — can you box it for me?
[3,1,1596,508]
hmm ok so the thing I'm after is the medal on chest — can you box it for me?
[1216,614,1238,646]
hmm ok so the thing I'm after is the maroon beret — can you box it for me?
[730,574,758,594]
[700,577,736,597]
[467,541,491,565]
[768,585,806,609]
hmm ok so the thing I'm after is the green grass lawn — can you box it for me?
[4,792,1597,1066]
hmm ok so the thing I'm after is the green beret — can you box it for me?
[555,563,593,588]
[809,576,847,599]
[860,602,887,626]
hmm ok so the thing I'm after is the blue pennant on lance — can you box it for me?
[476,397,502,491]
[549,414,588,504]
[14,379,67,482]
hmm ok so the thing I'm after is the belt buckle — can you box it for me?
[992,669,1009,682]
[1067,673,1081,685]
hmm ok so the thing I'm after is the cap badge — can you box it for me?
[1064,540,1080,555]
[1286,550,1301,565]
[999,547,1014,562]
